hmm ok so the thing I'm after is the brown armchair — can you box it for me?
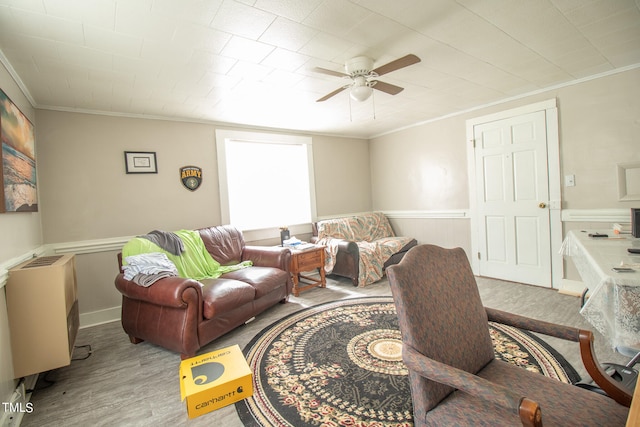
[386,244,632,427]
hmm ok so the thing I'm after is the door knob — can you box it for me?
[538,202,547,209]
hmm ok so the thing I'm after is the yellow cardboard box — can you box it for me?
[179,344,253,419]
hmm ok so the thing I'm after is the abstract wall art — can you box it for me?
[0,88,37,213]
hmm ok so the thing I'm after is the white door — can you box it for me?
[473,110,552,287]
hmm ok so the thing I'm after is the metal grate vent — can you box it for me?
[21,255,63,269]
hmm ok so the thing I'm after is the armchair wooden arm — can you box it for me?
[486,307,633,407]
[403,344,542,427]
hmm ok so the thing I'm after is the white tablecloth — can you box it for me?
[561,230,640,353]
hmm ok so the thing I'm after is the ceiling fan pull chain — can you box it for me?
[348,93,353,122]
[372,90,376,120]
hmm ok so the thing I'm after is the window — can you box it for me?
[216,129,316,232]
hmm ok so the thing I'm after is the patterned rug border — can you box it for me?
[236,296,580,426]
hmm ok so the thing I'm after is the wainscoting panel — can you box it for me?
[383,211,472,259]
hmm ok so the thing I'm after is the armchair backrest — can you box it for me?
[197,225,246,265]
[386,244,495,412]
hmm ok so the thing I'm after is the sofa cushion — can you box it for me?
[200,278,255,319]
[222,267,289,299]
[198,225,245,265]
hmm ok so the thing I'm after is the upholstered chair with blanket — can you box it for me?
[386,244,631,427]
[312,212,416,287]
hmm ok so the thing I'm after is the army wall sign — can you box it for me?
[180,166,202,191]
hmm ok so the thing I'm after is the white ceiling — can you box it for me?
[0,0,639,139]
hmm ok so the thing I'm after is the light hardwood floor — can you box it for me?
[19,275,629,427]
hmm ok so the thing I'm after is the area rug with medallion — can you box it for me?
[235,296,580,427]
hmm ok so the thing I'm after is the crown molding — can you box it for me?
[0,48,36,107]
[371,63,640,139]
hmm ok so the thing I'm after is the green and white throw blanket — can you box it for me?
[123,229,252,281]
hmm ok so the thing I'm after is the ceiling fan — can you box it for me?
[313,54,421,103]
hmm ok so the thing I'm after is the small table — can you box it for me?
[561,230,640,354]
[289,245,326,297]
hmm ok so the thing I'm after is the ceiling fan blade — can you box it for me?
[312,66,349,78]
[316,86,347,102]
[372,54,421,76]
[372,80,404,95]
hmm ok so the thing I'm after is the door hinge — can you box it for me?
[477,252,481,260]
[471,139,476,148]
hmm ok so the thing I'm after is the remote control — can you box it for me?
[588,233,608,238]
[612,267,635,273]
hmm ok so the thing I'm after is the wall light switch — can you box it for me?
[565,174,575,187]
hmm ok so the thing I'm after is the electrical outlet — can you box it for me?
[565,174,575,187]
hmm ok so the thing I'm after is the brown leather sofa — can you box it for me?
[115,225,292,359]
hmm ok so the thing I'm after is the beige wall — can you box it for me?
[558,70,640,209]
[36,113,221,241]
[312,134,371,217]
[371,119,469,211]
[0,61,41,410]
[370,67,640,277]
[369,115,472,253]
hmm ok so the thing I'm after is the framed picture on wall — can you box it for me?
[0,88,37,212]
[124,151,157,174]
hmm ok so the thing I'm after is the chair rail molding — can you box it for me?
[0,246,47,289]
[382,209,469,219]
[48,236,135,255]
[561,208,631,223]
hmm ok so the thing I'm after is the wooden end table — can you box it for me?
[289,245,326,297]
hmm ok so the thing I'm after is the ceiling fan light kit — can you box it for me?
[350,74,373,101]
[350,85,373,102]
[313,54,421,103]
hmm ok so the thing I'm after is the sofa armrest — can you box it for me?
[333,239,358,254]
[242,245,291,272]
[115,274,203,308]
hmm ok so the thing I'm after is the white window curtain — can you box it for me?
[216,129,316,232]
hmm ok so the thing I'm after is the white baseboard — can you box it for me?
[558,279,585,297]
[79,306,121,329]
